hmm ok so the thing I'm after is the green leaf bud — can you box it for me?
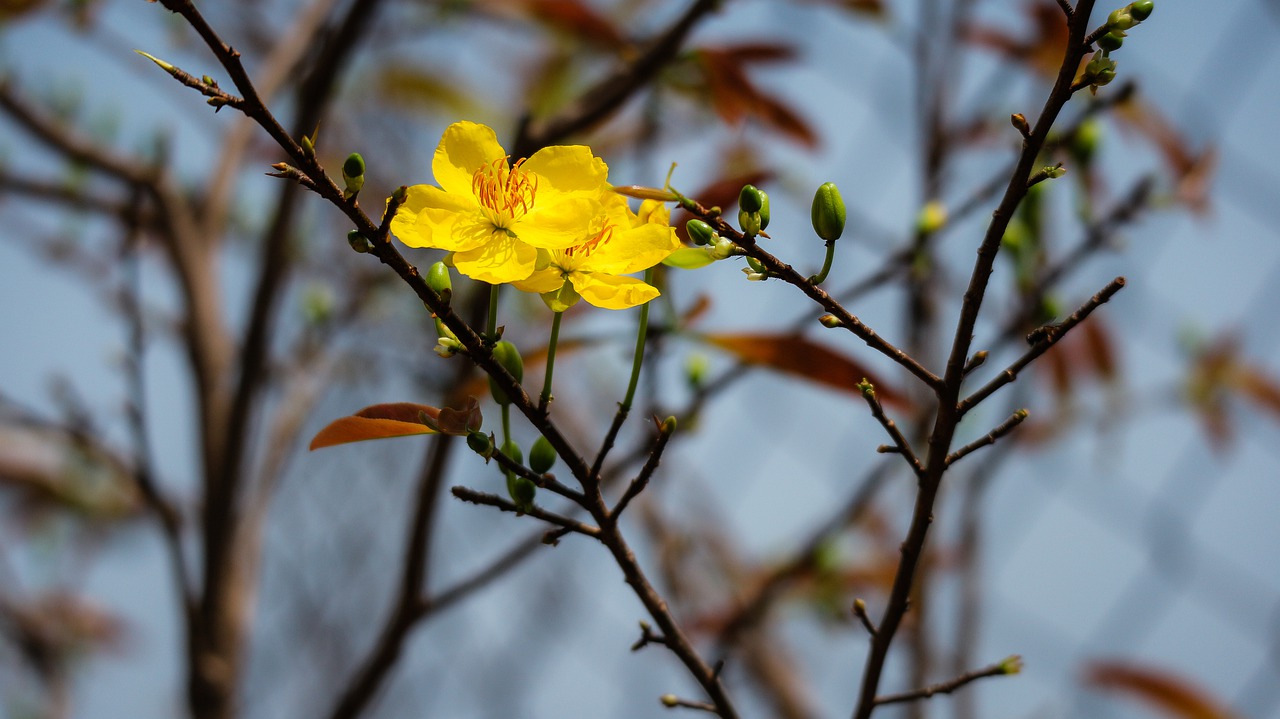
[686,219,715,246]
[1098,31,1125,52]
[660,416,677,435]
[819,313,844,329]
[660,695,679,708]
[342,152,365,198]
[1128,0,1153,21]
[426,261,452,302]
[529,436,556,474]
[391,185,408,204]
[488,340,524,405]
[998,655,1024,675]
[347,229,372,254]
[738,184,765,213]
[811,182,847,241]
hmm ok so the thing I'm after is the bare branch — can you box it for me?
[873,656,1020,706]
[946,410,1030,467]
[451,486,601,539]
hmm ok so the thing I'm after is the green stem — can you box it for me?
[486,283,500,341]
[540,311,564,413]
[501,403,515,493]
[621,269,655,411]
[809,240,837,284]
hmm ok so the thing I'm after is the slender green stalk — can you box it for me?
[486,283,500,340]
[809,240,837,284]
[621,268,655,411]
[539,311,564,412]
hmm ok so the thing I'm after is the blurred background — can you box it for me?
[0,1,1278,718]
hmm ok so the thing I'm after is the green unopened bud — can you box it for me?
[1107,7,1135,30]
[660,695,679,708]
[501,438,523,466]
[509,477,536,511]
[1071,119,1102,164]
[134,49,178,76]
[745,256,765,273]
[391,185,408,204]
[488,341,524,405]
[738,184,765,213]
[1128,0,1153,21]
[811,182,846,241]
[342,152,365,198]
[819,314,844,329]
[347,229,372,253]
[660,416,677,435]
[427,261,452,302]
[300,133,316,158]
[998,655,1024,675]
[685,353,709,388]
[467,431,492,457]
[434,337,462,358]
[1010,112,1030,137]
[915,200,948,234]
[686,219,715,246]
[529,435,556,474]
[857,378,875,397]
[1098,31,1125,52]
[738,209,761,237]
[708,237,736,261]
[757,190,770,230]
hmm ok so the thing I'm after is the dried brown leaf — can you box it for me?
[699,332,910,409]
[1085,661,1241,719]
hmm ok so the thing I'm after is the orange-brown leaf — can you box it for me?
[700,333,910,409]
[523,0,624,48]
[963,2,1068,77]
[1085,661,1241,719]
[1114,97,1216,214]
[309,403,442,450]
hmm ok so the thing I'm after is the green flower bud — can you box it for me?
[501,438,523,466]
[1128,0,1153,21]
[488,341,524,406]
[342,152,365,198]
[391,185,408,204]
[467,431,492,457]
[529,435,556,474]
[1107,8,1135,30]
[757,190,771,230]
[426,261,452,302]
[738,184,765,213]
[745,256,765,273]
[738,209,761,237]
[660,695,679,708]
[509,477,536,512]
[686,219,715,246]
[811,182,846,241]
[1098,31,1125,51]
[347,229,372,253]
[819,313,843,329]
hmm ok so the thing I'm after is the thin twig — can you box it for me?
[873,657,1019,706]
[946,410,1030,467]
[959,276,1126,414]
[860,383,924,477]
[611,417,675,521]
[451,487,601,538]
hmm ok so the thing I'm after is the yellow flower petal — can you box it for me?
[453,234,539,284]
[511,267,567,294]
[575,223,680,276]
[392,185,494,251]
[570,272,660,310]
[523,145,608,196]
[432,121,506,196]
[515,196,604,249]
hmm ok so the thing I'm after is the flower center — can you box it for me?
[472,157,537,230]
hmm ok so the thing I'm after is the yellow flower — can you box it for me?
[390,121,609,284]
[513,195,681,311]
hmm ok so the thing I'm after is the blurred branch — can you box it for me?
[513,0,723,157]
[872,657,1018,707]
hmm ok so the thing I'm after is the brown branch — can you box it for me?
[850,5,1100,719]
[945,410,1029,467]
[859,382,924,477]
[610,417,675,521]
[958,276,1126,415]
[873,657,1020,707]
[451,487,601,538]
[512,0,722,157]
